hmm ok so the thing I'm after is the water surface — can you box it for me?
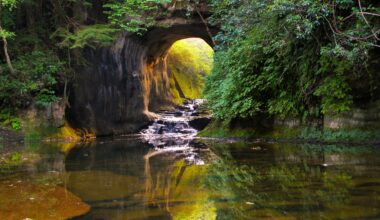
[1,138,380,219]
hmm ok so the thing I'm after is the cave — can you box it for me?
[165,38,213,105]
[67,22,217,136]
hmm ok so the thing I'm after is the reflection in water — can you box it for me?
[0,179,90,220]
[0,142,89,219]
[1,139,380,219]
[205,143,380,219]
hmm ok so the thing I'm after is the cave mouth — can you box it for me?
[165,38,214,105]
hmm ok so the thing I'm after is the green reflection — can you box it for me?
[202,142,379,219]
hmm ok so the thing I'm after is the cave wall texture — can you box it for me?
[67,7,217,136]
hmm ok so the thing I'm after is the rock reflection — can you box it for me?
[64,138,215,220]
[2,138,379,219]
[0,142,90,219]
[0,179,90,220]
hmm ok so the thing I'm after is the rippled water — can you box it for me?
[1,138,380,219]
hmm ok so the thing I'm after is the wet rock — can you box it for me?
[174,110,183,117]
[189,117,211,131]
[140,100,200,147]
[0,180,90,219]
[191,111,200,116]
[189,140,208,149]
[178,129,196,134]
[183,99,192,105]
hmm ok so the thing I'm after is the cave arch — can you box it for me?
[67,19,218,136]
[143,23,215,62]
[141,23,217,113]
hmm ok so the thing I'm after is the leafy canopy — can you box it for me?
[204,0,379,120]
[0,0,17,8]
[54,0,172,49]
[0,0,18,39]
[104,0,171,34]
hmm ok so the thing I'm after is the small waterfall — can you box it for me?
[140,99,206,165]
[141,99,211,209]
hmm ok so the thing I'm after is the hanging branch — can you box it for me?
[357,0,380,41]
[195,8,216,47]
[327,0,380,47]
[188,0,216,46]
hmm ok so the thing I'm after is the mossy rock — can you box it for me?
[198,120,257,139]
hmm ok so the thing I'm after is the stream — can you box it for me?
[140,99,206,165]
[1,101,380,219]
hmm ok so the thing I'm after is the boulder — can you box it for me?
[189,117,211,131]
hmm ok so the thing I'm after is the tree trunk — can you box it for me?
[0,26,15,75]
[0,5,15,75]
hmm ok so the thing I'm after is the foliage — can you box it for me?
[104,0,171,34]
[35,89,59,107]
[0,111,21,130]
[0,0,18,8]
[197,120,256,138]
[300,127,380,141]
[0,50,63,110]
[53,24,119,49]
[205,0,380,120]
[10,151,21,162]
[167,38,214,103]
[0,28,15,39]
[0,0,18,40]
[53,0,175,49]
[0,151,24,172]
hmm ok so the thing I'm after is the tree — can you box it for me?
[204,0,380,120]
[0,0,17,74]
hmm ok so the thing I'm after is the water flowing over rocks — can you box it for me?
[140,99,209,165]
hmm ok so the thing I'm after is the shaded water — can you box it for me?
[1,138,380,219]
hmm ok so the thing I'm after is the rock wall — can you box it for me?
[324,101,380,130]
[67,35,153,136]
[67,22,216,135]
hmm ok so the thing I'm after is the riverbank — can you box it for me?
[197,119,380,146]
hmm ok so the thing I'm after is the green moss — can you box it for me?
[198,120,256,139]
[299,127,380,142]
[0,151,40,174]
[168,74,183,104]
[167,38,214,104]
[267,126,303,140]
[22,120,83,142]
[199,119,380,142]
[0,151,23,168]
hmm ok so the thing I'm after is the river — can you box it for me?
[1,101,380,219]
